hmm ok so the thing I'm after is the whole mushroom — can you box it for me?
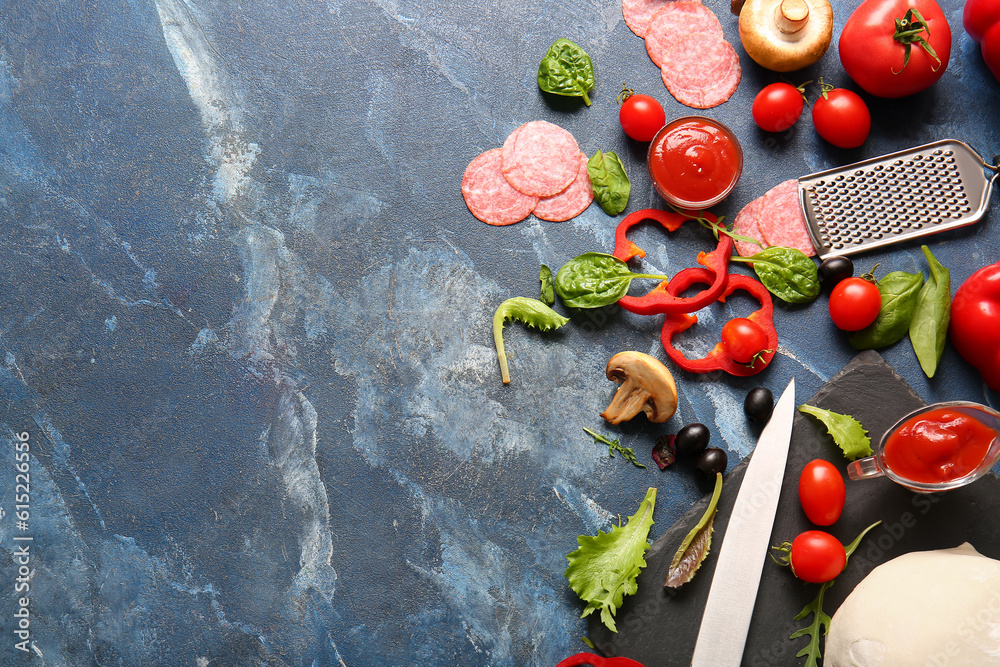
[601,351,678,424]
[739,0,834,71]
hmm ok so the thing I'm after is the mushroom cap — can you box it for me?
[601,351,679,424]
[739,0,833,72]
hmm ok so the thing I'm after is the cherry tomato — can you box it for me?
[721,317,770,364]
[828,277,881,331]
[789,531,847,583]
[798,459,846,526]
[555,653,645,667]
[751,83,804,132]
[812,88,871,149]
[619,94,666,142]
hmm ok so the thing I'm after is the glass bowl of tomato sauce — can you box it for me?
[646,116,743,209]
[848,401,1000,493]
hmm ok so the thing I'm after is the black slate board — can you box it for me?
[590,351,1000,666]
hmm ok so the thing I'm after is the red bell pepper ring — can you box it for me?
[555,652,646,667]
[611,209,733,316]
[659,268,777,376]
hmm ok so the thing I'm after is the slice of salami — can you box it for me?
[732,197,766,257]
[623,0,675,38]
[501,121,581,198]
[757,179,816,256]
[644,1,724,68]
[659,33,741,109]
[533,152,594,222]
[462,148,538,226]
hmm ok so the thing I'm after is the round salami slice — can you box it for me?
[532,152,593,222]
[501,120,582,198]
[623,0,675,38]
[659,33,741,109]
[732,197,766,257]
[645,1,724,68]
[461,148,538,226]
[757,179,816,256]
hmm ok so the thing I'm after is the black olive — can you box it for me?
[744,387,775,423]
[674,423,710,458]
[696,447,728,478]
[818,256,854,292]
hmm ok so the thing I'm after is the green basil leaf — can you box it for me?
[539,264,555,305]
[848,270,924,350]
[555,252,636,308]
[744,246,820,304]
[587,150,631,216]
[909,245,951,378]
[537,38,595,106]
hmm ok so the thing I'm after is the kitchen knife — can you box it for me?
[689,378,796,667]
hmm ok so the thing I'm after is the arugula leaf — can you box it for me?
[797,404,873,460]
[583,427,647,469]
[909,246,951,378]
[587,150,631,216]
[665,472,722,588]
[789,521,881,666]
[565,487,656,633]
[537,38,595,106]
[492,297,569,384]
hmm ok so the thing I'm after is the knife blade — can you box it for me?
[689,378,796,667]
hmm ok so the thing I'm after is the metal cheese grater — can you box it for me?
[798,139,1000,259]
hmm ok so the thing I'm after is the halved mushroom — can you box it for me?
[601,351,679,425]
[739,0,833,72]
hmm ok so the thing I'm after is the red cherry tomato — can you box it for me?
[555,653,646,667]
[798,459,846,526]
[751,83,804,132]
[812,88,871,149]
[828,277,881,331]
[619,94,666,142]
[789,531,847,583]
[721,317,770,364]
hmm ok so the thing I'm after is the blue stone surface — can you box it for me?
[0,0,997,664]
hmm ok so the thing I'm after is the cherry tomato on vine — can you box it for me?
[829,277,881,331]
[721,317,770,364]
[619,93,666,142]
[751,82,805,132]
[812,87,871,149]
[798,459,846,526]
[787,531,847,583]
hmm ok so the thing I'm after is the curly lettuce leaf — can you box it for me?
[797,404,873,460]
[492,297,570,384]
[565,487,656,633]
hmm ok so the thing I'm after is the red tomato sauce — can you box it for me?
[884,408,998,484]
[647,117,742,208]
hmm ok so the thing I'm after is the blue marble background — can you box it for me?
[0,0,996,664]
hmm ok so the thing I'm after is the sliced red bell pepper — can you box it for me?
[554,652,646,667]
[611,209,733,316]
[659,268,777,376]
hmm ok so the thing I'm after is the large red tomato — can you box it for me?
[964,0,1000,80]
[839,0,952,98]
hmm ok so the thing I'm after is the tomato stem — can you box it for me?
[892,8,941,73]
[615,82,634,105]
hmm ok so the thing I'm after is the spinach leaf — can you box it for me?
[909,246,951,378]
[848,270,924,350]
[537,38,595,106]
[492,297,570,384]
[587,150,631,216]
[539,264,555,305]
[731,246,820,304]
[555,252,669,309]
